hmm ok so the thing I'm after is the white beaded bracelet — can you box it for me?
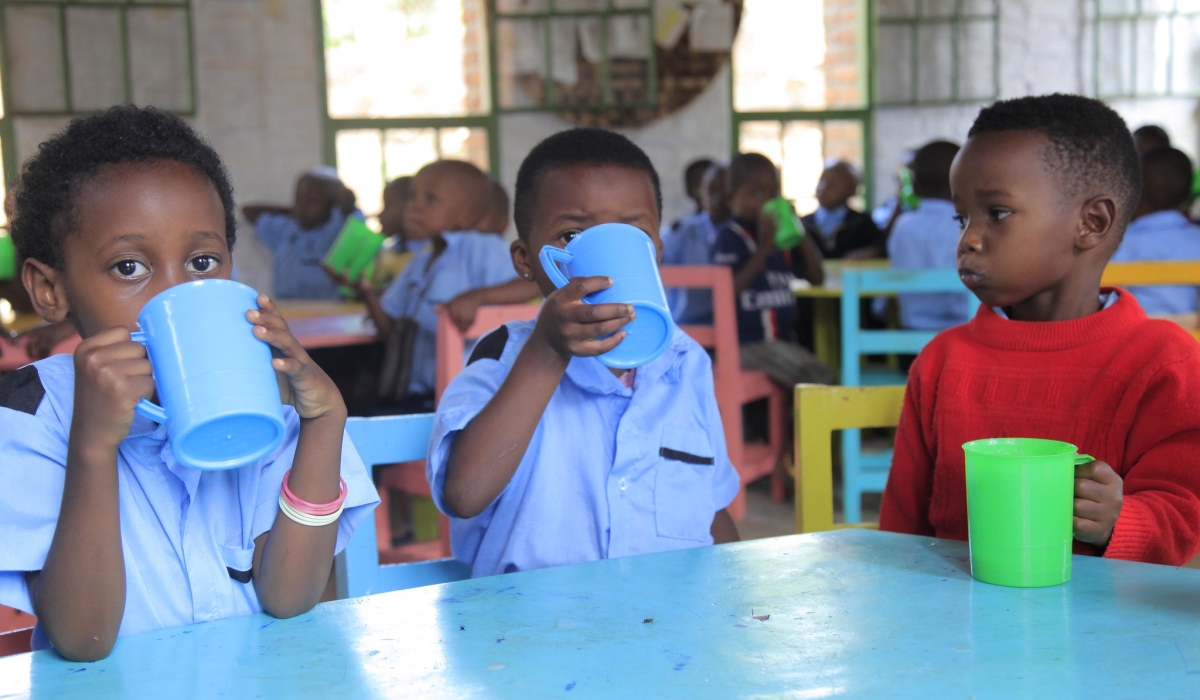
[278,493,344,527]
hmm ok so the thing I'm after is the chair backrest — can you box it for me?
[840,268,979,385]
[0,627,32,658]
[1101,261,1200,287]
[794,383,906,533]
[336,414,470,598]
[435,304,541,401]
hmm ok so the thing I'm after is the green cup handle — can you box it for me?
[1074,454,1095,466]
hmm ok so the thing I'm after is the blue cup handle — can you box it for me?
[129,330,168,424]
[539,245,573,290]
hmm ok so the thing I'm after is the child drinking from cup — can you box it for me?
[0,106,377,660]
[428,128,740,578]
[880,94,1200,566]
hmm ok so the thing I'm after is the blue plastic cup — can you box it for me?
[539,223,675,369]
[131,279,286,470]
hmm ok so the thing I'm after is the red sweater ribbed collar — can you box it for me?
[967,287,1147,351]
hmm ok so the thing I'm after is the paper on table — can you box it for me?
[690,0,735,52]
[655,0,689,49]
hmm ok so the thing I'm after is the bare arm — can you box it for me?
[438,278,542,333]
[711,508,739,544]
[442,277,633,518]
[360,285,394,337]
[793,235,826,286]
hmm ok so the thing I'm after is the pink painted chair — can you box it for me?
[0,605,35,658]
[660,266,787,520]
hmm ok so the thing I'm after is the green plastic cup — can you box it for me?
[323,217,384,285]
[0,231,15,281]
[762,197,804,250]
[963,438,1091,588]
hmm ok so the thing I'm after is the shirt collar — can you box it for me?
[991,290,1119,320]
[1128,209,1189,233]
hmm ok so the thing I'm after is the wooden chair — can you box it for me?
[794,384,906,533]
[337,414,470,598]
[1101,261,1200,341]
[838,268,978,523]
[434,304,541,402]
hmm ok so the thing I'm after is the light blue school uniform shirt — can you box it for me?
[380,231,518,397]
[254,205,346,300]
[428,320,740,579]
[0,355,379,649]
[661,211,719,324]
[1111,210,1200,314]
[887,198,972,331]
[812,205,848,245]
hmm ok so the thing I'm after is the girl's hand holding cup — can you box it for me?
[248,295,345,422]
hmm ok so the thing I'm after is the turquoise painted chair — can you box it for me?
[336,414,470,598]
[838,268,979,522]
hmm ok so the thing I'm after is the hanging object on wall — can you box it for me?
[496,0,742,129]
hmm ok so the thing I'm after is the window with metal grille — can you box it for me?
[1084,0,1200,99]
[874,0,999,106]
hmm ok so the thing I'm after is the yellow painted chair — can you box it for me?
[1102,262,1200,341]
[794,384,906,533]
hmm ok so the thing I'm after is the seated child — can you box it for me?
[1110,146,1200,316]
[1133,124,1171,154]
[887,140,973,331]
[477,180,511,235]
[0,106,377,659]
[369,176,417,293]
[243,167,354,300]
[712,153,832,387]
[880,94,1200,566]
[666,157,716,232]
[358,160,521,412]
[428,128,740,578]
[800,161,885,261]
[661,162,728,324]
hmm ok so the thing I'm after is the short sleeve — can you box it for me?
[253,213,294,251]
[0,406,70,614]
[711,228,747,268]
[426,332,511,516]
[250,409,379,555]
[475,236,519,287]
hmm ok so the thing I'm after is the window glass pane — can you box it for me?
[1098,19,1134,95]
[324,0,489,118]
[66,7,124,110]
[608,15,651,105]
[877,0,917,19]
[963,0,997,15]
[956,19,995,101]
[1135,16,1171,94]
[5,6,67,112]
[1172,15,1200,93]
[336,129,386,220]
[496,0,548,13]
[915,22,953,102]
[436,127,490,172]
[496,18,546,108]
[1099,0,1139,14]
[876,23,913,103]
[127,7,191,111]
[923,0,958,18]
[735,0,862,110]
[1142,0,1177,12]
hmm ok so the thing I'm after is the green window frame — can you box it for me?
[874,0,999,107]
[488,0,656,112]
[1085,0,1200,99]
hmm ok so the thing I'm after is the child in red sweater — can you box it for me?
[880,94,1200,566]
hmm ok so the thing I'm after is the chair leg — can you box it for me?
[768,388,788,503]
[438,514,452,558]
[375,485,392,555]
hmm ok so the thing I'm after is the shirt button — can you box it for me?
[618,477,628,491]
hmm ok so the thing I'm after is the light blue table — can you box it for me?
[3,530,1200,698]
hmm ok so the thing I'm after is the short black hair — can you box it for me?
[685,158,715,199]
[910,140,960,200]
[968,94,1141,228]
[1140,146,1194,212]
[513,128,662,240]
[10,105,237,269]
[727,153,778,194]
[1133,124,1171,152]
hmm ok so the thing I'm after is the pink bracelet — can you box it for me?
[280,470,348,516]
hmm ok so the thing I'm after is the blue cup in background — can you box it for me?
[132,279,286,470]
[539,223,675,369]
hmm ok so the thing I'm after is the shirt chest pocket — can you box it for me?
[221,544,255,585]
[654,424,716,542]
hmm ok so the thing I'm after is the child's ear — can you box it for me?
[510,238,533,280]
[21,258,71,323]
[1076,194,1118,252]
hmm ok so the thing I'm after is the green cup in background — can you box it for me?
[324,217,384,285]
[762,197,804,250]
[963,438,1089,588]
[0,231,15,281]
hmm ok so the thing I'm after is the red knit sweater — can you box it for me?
[880,289,1200,565]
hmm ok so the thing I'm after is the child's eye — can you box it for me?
[186,255,219,274]
[113,259,149,278]
[953,215,967,230]
[989,209,1012,222]
[559,229,582,244]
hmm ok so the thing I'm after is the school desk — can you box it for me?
[3,529,1198,699]
[276,300,376,349]
[793,260,892,374]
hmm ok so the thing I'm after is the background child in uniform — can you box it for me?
[369,176,416,294]
[666,157,716,231]
[243,167,356,300]
[357,160,519,413]
[477,180,511,235]
[1110,146,1200,317]
[887,140,973,332]
[428,128,740,578]
[800,161,885,261]
[0,106,377,660]
[661,161,728,324]
[881,94,1200,566]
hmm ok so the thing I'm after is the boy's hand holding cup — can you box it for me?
[533,276,634,361]
[1073,458,1123,547]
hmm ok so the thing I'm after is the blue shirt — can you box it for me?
[661,212,718,324]
[254,206,346,300]
[380,231,518,396]
[812,205,849,245]
[711,219,796,343]
[1111,210,1200,314]
[887,199,972,331]
[0,355,378,648]
[427,320,740,578]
